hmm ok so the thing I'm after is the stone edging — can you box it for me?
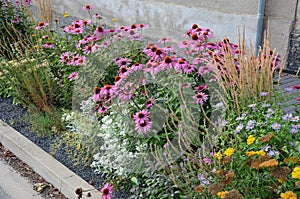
[0,120,102,199]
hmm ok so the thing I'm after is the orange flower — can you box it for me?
[259,159,278,168]
[194,185,204,193]
[260,133,274,142]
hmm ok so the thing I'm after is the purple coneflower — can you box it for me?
[94,26,105,36]
[93,13,102,19]
[82,4,95,10]
[43,42,54,49]
[68,72,79,80]
[60,52,71,63]
[193,92,208,105]
[194,84,207,92]
[145,98,156,109]
[292,85,300,90]
[183,64,195,74]
[101,183,113,199]
[133,110,150,124]
[135,120,152,134]
[35,22,49,30]
[24,0,32,5]
[198,66,212,75]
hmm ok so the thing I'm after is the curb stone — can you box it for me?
[0,120,102,199]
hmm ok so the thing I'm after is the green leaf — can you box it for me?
[130,177,138,185]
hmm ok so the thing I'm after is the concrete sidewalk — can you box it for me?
[0,160,43,199]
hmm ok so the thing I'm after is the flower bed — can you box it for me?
[0,1,299,198]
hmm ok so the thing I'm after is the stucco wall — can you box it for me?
[53,0,257,45]
[52,0,298,57]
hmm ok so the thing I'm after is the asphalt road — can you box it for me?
[0,160,43,199]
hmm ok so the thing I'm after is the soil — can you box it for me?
[0,143,66,199]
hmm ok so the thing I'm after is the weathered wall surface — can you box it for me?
[286,0,300,72]
[53,0,298,62]
[53,0,258,45]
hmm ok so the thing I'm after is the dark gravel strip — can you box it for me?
[0,97,129,199]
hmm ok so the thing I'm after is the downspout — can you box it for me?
[255,0,266,56]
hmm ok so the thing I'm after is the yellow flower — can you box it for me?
[247,135,255,145]
[292,166,300,180]
[246,150,265,157]
[217,191,228,199]
[280,191,297,199]
[112,18,117,22]
[214,152,223,160]
[224,148,235,157]
[246,151,256,157]
[257,150,266,156]
[64,11,69,18]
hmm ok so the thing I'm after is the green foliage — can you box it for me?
[0,0,34,60]
[128,172,186,199]
[23,105,65,137]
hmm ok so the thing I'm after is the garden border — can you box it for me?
[0,119,102,199]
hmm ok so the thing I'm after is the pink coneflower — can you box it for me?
[93,87,102,102]
[98,106,109,114]
[133,110,150,123]
[71,27,83,34]
[94,26,105,36]
[82,4,95,10]
[145,98,156,109]
[83,44,93,54]
[131,63,143,71]
[183,64,195,74]
[174,58,188,71]
[68,72,79,80]
[92,44,101,52]
[115,57,131,67]
[63,25,73,33]
[153,48,167,61]
[135,120,153,134]
[100,84,116,97]
[195,84,207,92]
[68,55,86,66]
[179,40,189,49]
[93,13,102,19]
[24,0,32,5]
[101,183,113,199]
[12,17,22,23]
[138,24,149,29]
[193,92,208,105]
[160,56,175,69]
[60,52,71,63]
[41,35,49,40]
[79,19,92,26]
[35,22,49,30]
[119,66,130,76]
[292,85,300,90]
[158,37,171,44]
[43,42,54,49]
[198,66,212,75]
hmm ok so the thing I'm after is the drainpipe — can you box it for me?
[255,0,266,56]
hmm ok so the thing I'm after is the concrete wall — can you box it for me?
[53,0,298,57]
[264,0,298,56]
[53,0,257,45]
